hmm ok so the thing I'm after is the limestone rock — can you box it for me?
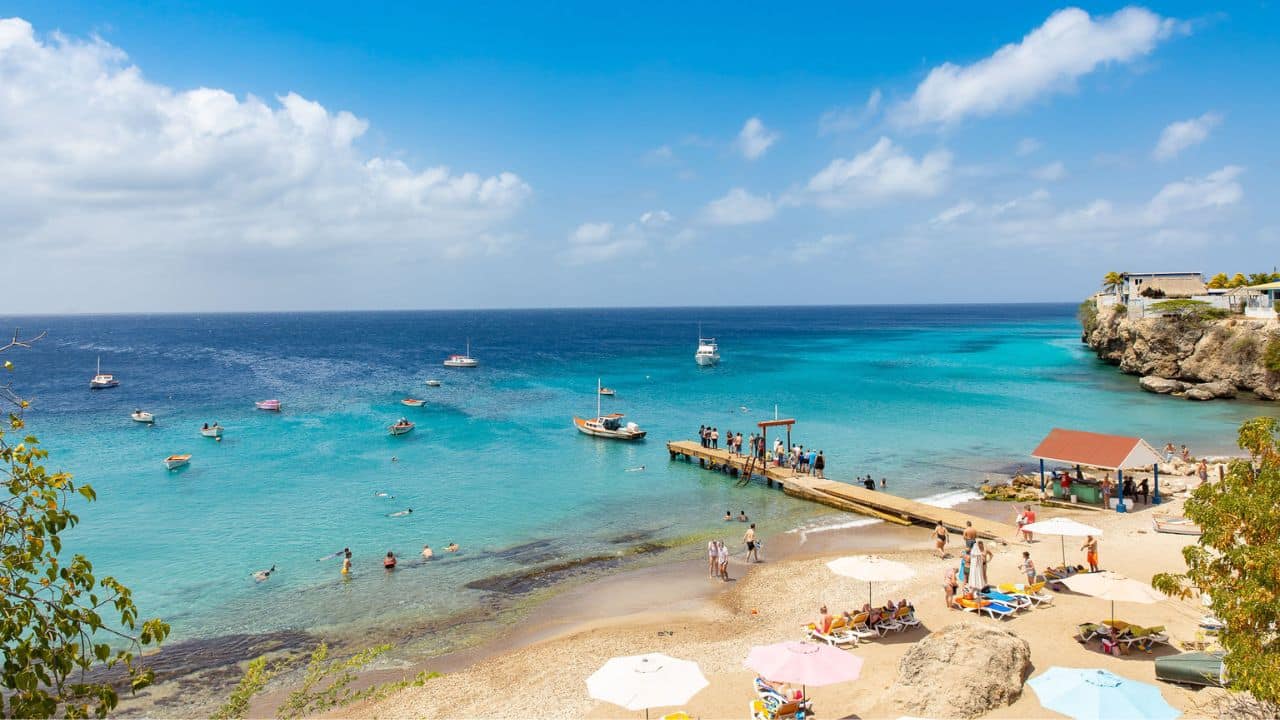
[1184,387,1215,401]
[885,622,1032,719]
[1197,380,1237,399]
[1139,376,1187,394]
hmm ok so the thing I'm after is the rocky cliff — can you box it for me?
[1082,304,1280,401]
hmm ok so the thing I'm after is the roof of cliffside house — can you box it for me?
[1247,280,1280,291]
[1136,276,1207,298]
[1121,272,1203,278]
[1031,428,1164,470]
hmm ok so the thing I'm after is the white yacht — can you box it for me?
[443,339,479,368]
[694,337,720,366]
[90,356,119,389]
[130,409,155,424]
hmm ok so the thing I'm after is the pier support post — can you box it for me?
[1152,464,1162,505]
[1038,459,1046,495]
[1115,469,1127,513]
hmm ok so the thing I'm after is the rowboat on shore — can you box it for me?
[255,399,282,412]
[389,419,415,436]
[164,454,191,470]
[1153,515,1202,536]
[401,398,427,407]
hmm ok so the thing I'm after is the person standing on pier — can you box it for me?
[711,427,719,449]
[698,425,706,447]
[814,451,825,479]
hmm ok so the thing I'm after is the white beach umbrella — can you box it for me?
[827,555,915,607]
[1021,517,1103,565]
[587,652,708,719]
[1061,571,1165,624]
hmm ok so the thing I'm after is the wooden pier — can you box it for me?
[667,440,1016,543]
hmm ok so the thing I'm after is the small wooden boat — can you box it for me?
[255,399,282,412]
[164,454,191,470]
[598,387,616,396]
[425,379,442,387]
[574,380,645,440]
[388,419,415,436]
[1153,515,1202,536]
[401,398,427,407]
[200,423,223,438]
[130,410,155,424]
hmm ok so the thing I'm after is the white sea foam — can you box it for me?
[916,489,982,509]
[788,515,882,544]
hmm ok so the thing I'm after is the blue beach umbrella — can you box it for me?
[1028,667,1180,720]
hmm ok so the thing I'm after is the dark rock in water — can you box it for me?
[1139,376,1187,394]
[465,554,625,594]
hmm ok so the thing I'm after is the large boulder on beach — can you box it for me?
[1139,375,1187,394]
[1186,380,1237,400]
[884,622,1031,719]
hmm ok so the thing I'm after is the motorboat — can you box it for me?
[389,419,415,436]
[1153,515,1202,536]
[255,399,282,412]
[401,398,427,407]
[425,379,443,387]
[695,337,720,366]
[574,379,646,440]
[598,386,616,396]
[200,423,223,438]
[163,454,191,470]
[443,339,479,368]
[130,409,155,424]
[90,356,119,389]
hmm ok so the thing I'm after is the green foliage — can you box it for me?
[1153,417,1280,704]
[1139,285,1166,299]
[1207,272,1230,289]
[1207,272,1279,289]
[1101,271,1124,293]
[1149,299,1229,322]
[1264,338,1280,374]
[1229,273,1250,288]
[212,656,277,720]
[1077,299,1098,336]
[1248,272,1280,286]
[1,334,169,718]
[213,642,437,720]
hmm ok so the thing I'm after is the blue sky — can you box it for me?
[1,2,1277,312]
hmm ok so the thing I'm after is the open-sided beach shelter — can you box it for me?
[1031,428,1165,512]
[757,418,796,459]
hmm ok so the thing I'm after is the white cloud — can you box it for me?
[561,222,646,265]
[0,18,531,260]
[1145,165,1243,222]
[1032,161,1067,181]
[930,201,978,226]
[701,188,777,225]
[804,137,951,209]
[735,117,779,160]
[791,234,853,262]
[1016,138,1042,156]
[895,7,1182,127]
[639,209,673,228]
[1153,112,1222,161]
[818,89,882,135]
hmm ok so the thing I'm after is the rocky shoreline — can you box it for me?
[1081,304,1280,401]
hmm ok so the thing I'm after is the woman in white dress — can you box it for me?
[969,541,991,590]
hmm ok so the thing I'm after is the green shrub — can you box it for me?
[1264,338,1280,373]
[1078,299,1099,335]
[1150,299,1228,323]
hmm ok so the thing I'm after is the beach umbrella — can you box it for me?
[826,555,915,607]
[1027,667,1180,720]
[744,641,863,697]
[586,653,708,719]
[1021,517,1102,565]
[1061,570,1165,624]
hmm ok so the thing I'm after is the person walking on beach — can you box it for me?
[934,522,949,558]
[943,567,959,609]
[1023,505,1036,541]
[1138,478,1150,504]
[707,540,718,578]
[1196,459,1209,486]
[814,451,825,478]
[1020,551,1036,585]
[744,523,760,563]
[1101,474,1113,508]
[962,521,977,552]
[969,541,991,591]
[1082,535,1099,572]
[1181,444,1191,462]
[716,540,730,580]
[1163,442,1176,462]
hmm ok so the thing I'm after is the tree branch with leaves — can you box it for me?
[2,331,169,718]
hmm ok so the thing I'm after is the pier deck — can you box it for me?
[667,440,1016,542]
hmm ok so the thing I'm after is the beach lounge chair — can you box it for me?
[892,605,922,629]
[956,597,1015,619]
[1122,625,1170,652]
[1078,623,1106,643]
[981,590,1031,611]
[804,616,858,647]
[999,581,1054,606]
[844,612,882,641]
[660,714,692,720]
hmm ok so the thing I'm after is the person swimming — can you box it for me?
[383,551,397,569]
[317,547,349,562]
[445,542,459,553]
[374,491,395,499]
[625,465,646,472]
[387,508,413,518]
[252,565,276,582]
[391,456,399,463]
[341,554,351,576]
[421,544,434,561]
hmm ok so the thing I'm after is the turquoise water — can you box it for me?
[2,305,1272,654]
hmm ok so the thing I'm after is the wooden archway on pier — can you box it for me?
[756,418,796,461]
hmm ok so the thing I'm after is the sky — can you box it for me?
[1,2,1277,313]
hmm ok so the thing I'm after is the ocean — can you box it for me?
[1,304,1269,668]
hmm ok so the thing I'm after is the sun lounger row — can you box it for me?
[752,677,811,720]
[804,603,921,646]
[952,582,1054,620]
[1078,621,1171,653]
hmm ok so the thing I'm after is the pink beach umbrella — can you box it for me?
[745,641,863,696]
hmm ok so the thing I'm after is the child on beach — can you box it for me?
[1020,551,1036,585]
[1082,535,1099,572]
[708,540,718,578]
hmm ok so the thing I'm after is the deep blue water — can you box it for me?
[0,304,1269,649]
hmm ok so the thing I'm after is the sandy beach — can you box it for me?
[331,491,1224,720]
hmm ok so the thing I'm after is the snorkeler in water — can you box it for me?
[374,491,395,499]
[387,508,413,518]
[625,465,646,472]
[252,565,276,582]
